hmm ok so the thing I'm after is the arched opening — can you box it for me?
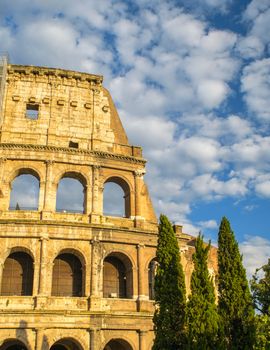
[56,173,86,214]
[104,339,133,350]
[148,258,158,300]
[103,177,131,218]
[9,170,40,211]
[0,339,28,350]
[103,253,133,299]
[50,338,82,350]
[52,253,83,297]
[1,252,34,296]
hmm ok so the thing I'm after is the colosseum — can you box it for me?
[0,56,217,350]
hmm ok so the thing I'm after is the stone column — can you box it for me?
[137,244,146,300]
[0,261,4,292]
[90,165,101,223]
[89,328,96,350]
[0,157,6,183]
[90,238,100,297]
[134,170,145,226]
[0,157,7,210]
[35,328,44,350]
[85,183,92,215]
[138,330,147,350]
[38,236,49,295]
[43,160,54,212]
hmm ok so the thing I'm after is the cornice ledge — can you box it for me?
[0,143,146,165]
[7,64,103,85]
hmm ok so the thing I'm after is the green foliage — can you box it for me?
[153,214,187,350]
[254,315,270,350]
[187,233,220,349]
[218,217,256,350]
[251,259,270,316]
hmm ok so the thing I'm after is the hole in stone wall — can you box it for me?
[26,103,39,120]
[69,141,79,149]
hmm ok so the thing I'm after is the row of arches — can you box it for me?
[8,169,131,217]
[0,338,133,350]
[1,250,157,299]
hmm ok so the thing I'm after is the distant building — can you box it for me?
[0,60,217,350]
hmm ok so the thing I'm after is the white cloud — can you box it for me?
[237,35,264,59]
[241,58,270,120]
[196,79,229,108]
[198,219,218,230]
[240,235,270,279]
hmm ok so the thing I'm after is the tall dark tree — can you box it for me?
[218,217,256,349]
[186,233,220,349]
[153,214,187,350]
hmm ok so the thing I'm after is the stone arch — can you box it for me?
[49,337,84,350]
[56,171,88,214]
[8,168,40,211]
[8,166,41,184]
[103,338,134,350]
[0,338,29,350]
[51,251,84,297]
[2,246,35,263]
[103,251,134,299]
[1,250,34,296]
[103,176,132,218]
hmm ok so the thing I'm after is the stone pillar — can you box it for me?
[138,330,147,350]
[38,181,46,212]
[134,170,145,226]
[0,157,7,210]
[89,328,96,350]
[0,261,4,292]
[35,328,44,350]
[43,160,54,212]
[90,238,100,297]
[85,183,92,215]
[0,157,6,183]
[38,236,49,295]
[137,244,146,300]
[90,165,101,223]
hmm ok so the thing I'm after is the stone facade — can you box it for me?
[0,63,217,350]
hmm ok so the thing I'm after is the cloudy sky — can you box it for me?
[1,0,270,277]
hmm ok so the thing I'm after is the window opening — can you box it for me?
[26,103,39,120]
[103,182,125,217]
[9,173,39,211]
[56,177,85,213]
[69,141,79,149]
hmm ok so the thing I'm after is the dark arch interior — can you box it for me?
[104,339,133,350]
[52,253,83,297]
[0,340,28,350]
[103,256,127,298]
[50,338,82,350]
[103,253,133,299]
[9,173,40,211]
[1,252,34,296]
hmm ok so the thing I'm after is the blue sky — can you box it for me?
[1,0,270,276]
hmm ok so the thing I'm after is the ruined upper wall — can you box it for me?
[0,65,141,157]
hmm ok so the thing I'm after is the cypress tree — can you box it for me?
[218,217,255,349]
[153,214,187,350]
[187,233,220,349]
